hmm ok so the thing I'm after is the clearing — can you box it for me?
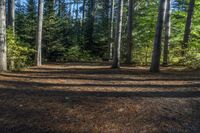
[0,63,200,133]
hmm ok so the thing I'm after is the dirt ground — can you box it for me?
[0,63,200,133]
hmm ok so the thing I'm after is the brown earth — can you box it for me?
[0,63,200,133]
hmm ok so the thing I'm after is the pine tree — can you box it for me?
[84,0,95,51]
[182,0,195,54]
[126,0,134,64]
[7,0,15,33]
[0,0,7,71]
[163,0,171,66]
[112,0,124,68]
[25,0,37,47]
[150,0,166,72]
[109,0,115,60]
[36,0,44,66]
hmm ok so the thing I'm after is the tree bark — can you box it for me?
[182,0,195,53]
[125,0,133,64]
[0,0,7,71]
[112,0,123,68]
[85,0,95,50]
[109,0,115,60]
[163,0,171,66]
[8,0,15,33]
[150,0,165,72]
[36,0,44,66]
[82,0,85,21]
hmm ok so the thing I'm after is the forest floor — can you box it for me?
[0,63,200,133]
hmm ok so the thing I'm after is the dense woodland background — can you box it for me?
[0,0,200,71]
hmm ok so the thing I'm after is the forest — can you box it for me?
[0,0,199,71]
[0,0,200,133]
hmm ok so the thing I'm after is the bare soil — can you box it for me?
[0,63,200,133]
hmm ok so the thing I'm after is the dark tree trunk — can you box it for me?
[85,0,95,50]
[126,0,134,64]
[163,0,171,66]
[112,0,124,68]
[82,0,86,21]
[150,0,166,72]
[8,0,15,33]
[182,0,195,53]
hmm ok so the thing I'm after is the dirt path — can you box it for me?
[0,63,200,133]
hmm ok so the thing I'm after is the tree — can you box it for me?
[150,0,166,72]
[0,0,7,71]
[182,0,195,53]
[85,0,95,51]
[125,0,134,64]
[112,0,124,68]
[109,0,115,60]
[7,0,15,33]
[24,0,37,47]
[36,0,44,66]
[82,0,86,22]
[163,0,171,66]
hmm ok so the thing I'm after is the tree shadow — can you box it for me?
[0,87,200,99]
[0,87,200,133]
[1,73,200,82]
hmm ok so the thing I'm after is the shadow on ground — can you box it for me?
[0,63,200,133]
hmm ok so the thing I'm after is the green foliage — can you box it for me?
[7,29,35,70]
[64,45,97,62]
[184,49,200,69]
[12,0,199,70]
[15,0,37,47]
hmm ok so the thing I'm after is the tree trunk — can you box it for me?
[58,0,61,16]
[8,0,15,33]
[150,0,165,72]
[109,0,115,60]
[163,0,171,66]
[82,0,85,22]
[76,0,79,20]
[0,0,7,71]
[85,0,95,50]
[125,0,133,64]
[182,0,195,53]
[112,0,123,68]
[36,0,44,66]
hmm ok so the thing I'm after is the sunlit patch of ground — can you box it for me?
[0,63,200,133]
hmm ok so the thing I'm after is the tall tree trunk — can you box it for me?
[8,0,15,33]
[109,0,115,60]
[0,0,7,71]
[76,0,79,43]
[182,0,195,53]
[36,0,44,66]
[76,0,79,20]
[82,0,85,21]
[112,0,123,68]
[150,0,165,72]
[163,0,171,66]
[125,0,133,64]
[58,0,61,16]
[85,0,95,50]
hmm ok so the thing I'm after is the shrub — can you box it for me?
[64,45,97,62]
[7,29,35,70]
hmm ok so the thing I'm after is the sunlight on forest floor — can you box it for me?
[0,63,200,133]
